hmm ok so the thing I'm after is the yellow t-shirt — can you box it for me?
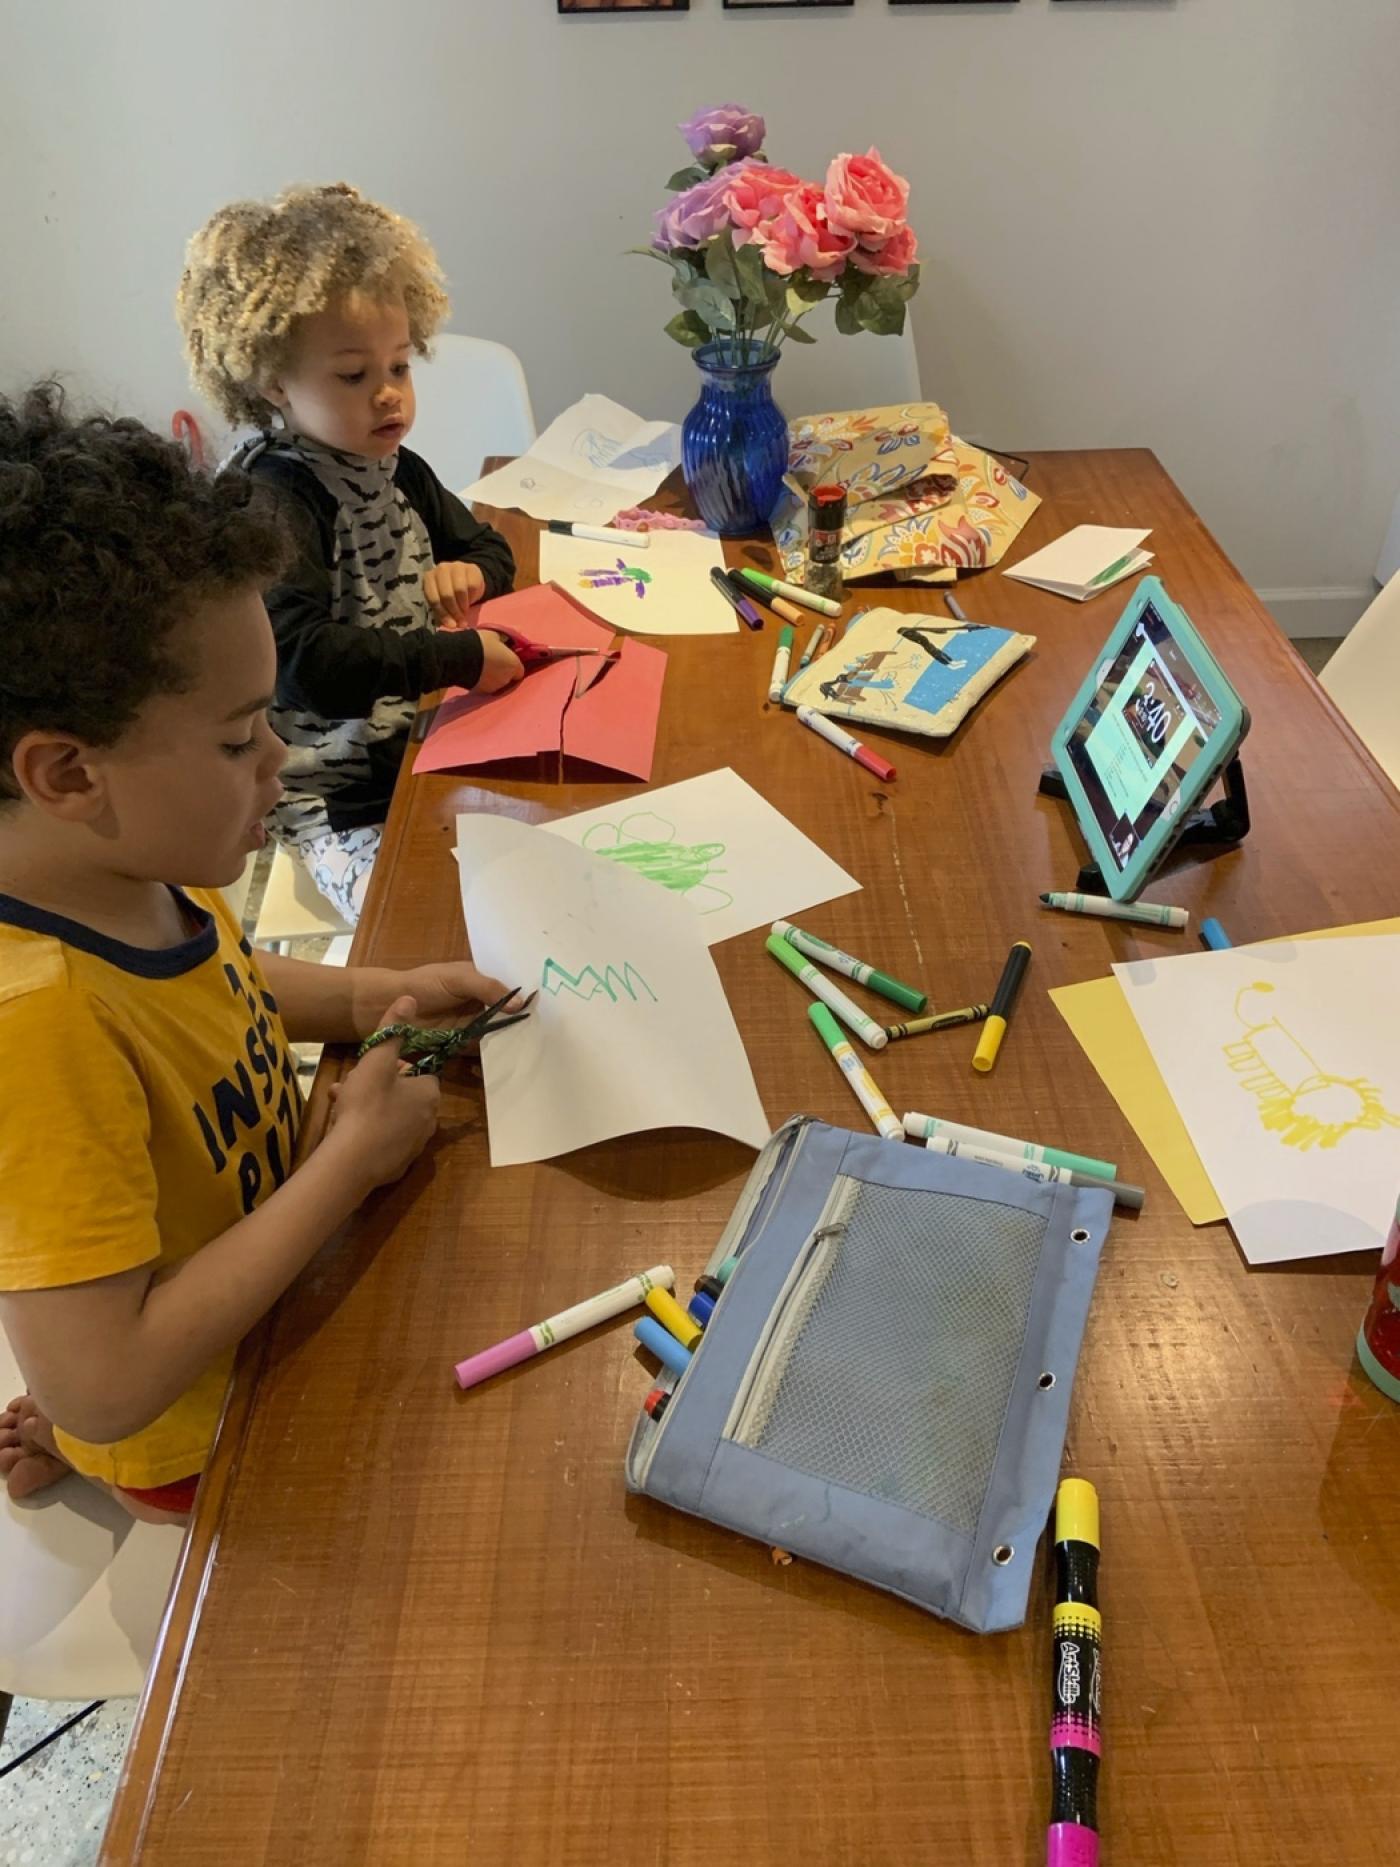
[0,887,301,1487]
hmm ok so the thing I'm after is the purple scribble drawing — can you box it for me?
[579,559,653,600]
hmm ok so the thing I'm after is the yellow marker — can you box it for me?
[972,940,1032,1074]
[645,1285,703,1352]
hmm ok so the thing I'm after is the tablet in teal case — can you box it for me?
[1049,577,1249,901]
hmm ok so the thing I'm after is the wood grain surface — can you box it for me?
[103,452,1400,1866]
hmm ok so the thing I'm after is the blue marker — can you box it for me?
[634,1315,692,1376]
[688,1291,716,1329]
[1200,917,1233,951]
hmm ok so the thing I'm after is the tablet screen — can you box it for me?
[1063,597,1222,873]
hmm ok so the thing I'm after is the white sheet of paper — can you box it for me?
[1005,526,1152,598]
[455,814,770,1166]
[539,526,736,636]
[1115,936,1400,1262]
[460,394,681,523]
[539,768,861,947]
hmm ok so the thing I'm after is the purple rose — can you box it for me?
[678,104,765,165]
[654,162,760,250]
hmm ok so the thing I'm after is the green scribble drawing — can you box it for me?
[581,812,733,916]
[541,958,658,1005]
[1223,980,1400,1152]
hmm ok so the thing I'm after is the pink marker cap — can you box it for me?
[854,745,896,782]
[454,1329,537,1391]
[1046,1823,1099,1867]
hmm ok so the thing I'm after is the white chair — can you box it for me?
[0,1331,184,1740]
[407,334,537,491]
[253,843,353,951]
[1320,569,1400,788]
[772,303,922,422]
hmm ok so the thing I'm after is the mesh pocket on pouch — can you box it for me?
[736,1181,1046,1535]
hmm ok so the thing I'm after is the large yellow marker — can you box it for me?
[972,940,1032,1073]
[644,1285,703,1352]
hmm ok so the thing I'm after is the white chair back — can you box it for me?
[407,334,537,492]
[1320,571,1400,789]
[771,306,922,424]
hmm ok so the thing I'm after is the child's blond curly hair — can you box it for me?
[176,183,450,426]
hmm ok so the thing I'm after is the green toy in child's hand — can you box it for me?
[357,988,535,1076]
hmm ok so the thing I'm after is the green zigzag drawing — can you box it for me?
[541,958,657,1004]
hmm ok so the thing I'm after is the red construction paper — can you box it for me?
[413,584,663,780]
[474,582,614,654]
[561,638,667,781]
[413,658,576,774]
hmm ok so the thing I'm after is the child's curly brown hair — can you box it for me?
[0,382,290,802]
[176,182,450,427]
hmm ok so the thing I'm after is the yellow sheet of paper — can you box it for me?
[1050,917,1400,1225]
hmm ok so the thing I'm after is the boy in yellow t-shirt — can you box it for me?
[0,385,510,1520]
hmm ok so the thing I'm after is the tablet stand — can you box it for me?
[1037,754,1250,896]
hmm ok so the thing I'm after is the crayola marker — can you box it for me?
[1047,1478,1103,1867]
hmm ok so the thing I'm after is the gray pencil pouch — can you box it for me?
[625,1117,1110,1632]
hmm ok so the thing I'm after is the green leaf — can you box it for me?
[666,165,708,192]
[788,273,831,306]
[855,291,906,337]
[627,245,672,263]
[706,230,741,301]
[664,310,710,349]
[782,321,817,345]
[834,295,862,336]
[733,240,771,308]
[668,254,699,286]
[677,279,736,332]
[786,282,831,319]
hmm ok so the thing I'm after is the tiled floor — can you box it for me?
[0,1698,136,1865]
[1,645,1345,1858]
[1294,636,1337,675]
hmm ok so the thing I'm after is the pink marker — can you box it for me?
[454,1264,674,1390]
[795,705,897,782]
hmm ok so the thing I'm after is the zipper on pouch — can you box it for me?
[722,1174,858,1448]
[628,1119,817,1491]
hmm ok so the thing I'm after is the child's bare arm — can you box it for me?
[258,952,509,1044]
[0,1005,435,1448]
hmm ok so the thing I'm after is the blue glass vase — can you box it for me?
[681,341,788,536]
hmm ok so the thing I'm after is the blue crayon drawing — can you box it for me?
[542,958,658,1005]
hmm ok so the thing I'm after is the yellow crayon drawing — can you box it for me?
[1222,982,1400,1152]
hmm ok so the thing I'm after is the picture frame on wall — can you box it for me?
[889,1,1018,7]
[558,1,688,13]
[724,2,853,10]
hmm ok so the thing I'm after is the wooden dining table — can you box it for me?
[103,450,1400,1865]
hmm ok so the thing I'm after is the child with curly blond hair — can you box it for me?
[177,183,521,924]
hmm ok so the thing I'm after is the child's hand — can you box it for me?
[475,630,525,694]
[328,996,440,1189]
[380,964,511,1026]
[424,559,487,626]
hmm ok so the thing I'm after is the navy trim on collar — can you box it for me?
[0,887,220,980]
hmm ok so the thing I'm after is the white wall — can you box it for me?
[3,0,1398,633]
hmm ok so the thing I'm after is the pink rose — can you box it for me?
[722,165,804,240]
[824,148,910,246]
[848,223,919,276]
[654,163,759,250]
[679,104,766,164]
[760,181,855,282]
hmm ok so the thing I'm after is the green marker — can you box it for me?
[772,921,927,1015]
[739,568,843,619]
[766,932,888,1049]
[901,1111,1117,1182]
[717,1255,739,1285]
[1087,551,1139,588]
[767,624,795,703]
